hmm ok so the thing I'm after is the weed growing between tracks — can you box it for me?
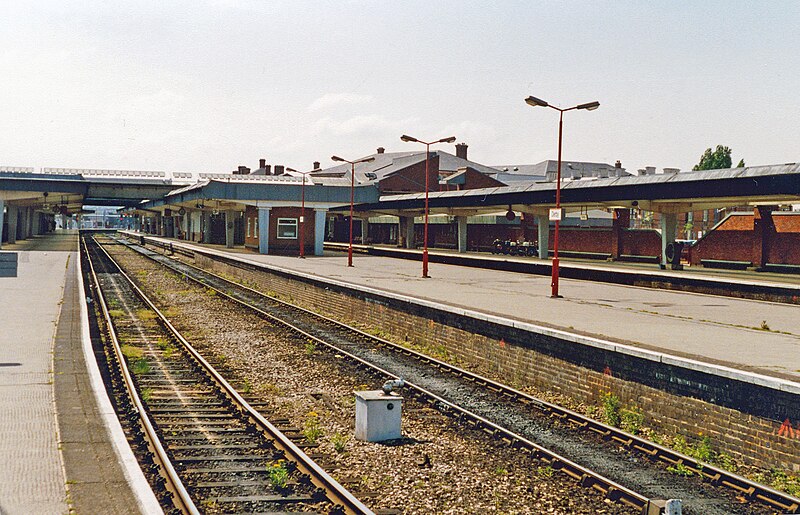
[110,242,632,514]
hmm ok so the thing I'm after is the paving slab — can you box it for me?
[0,245,71,514]
[1,231,158,515]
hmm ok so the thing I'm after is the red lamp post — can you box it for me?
[400,134,456,278]
[331,155,375,267]
[524,96,599,298]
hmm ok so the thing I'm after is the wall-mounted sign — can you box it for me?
[548,208,563,221]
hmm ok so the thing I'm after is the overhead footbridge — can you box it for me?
[0,167,188,248]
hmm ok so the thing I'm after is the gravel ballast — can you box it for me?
[107,241,632,514]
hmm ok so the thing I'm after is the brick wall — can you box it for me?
[690,212,800,266]
[620,229,661,257]
[770,214,800,265]
[192,252,800,471]
[379,155,439,194]
[551,228,612,254]
[243,206,316,255]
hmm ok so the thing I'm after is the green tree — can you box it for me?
[692,145,733,171]
[736,158,745,167]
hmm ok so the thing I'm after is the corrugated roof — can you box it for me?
[372,162,800,206]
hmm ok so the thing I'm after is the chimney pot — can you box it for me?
[455,143,468,160]
[377,147,385,154]
[274,165,285,175]
[259,158,266,169]
[615,160,622,169]
[313,161,320,170]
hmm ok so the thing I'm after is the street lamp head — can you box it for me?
[525,96,549,108]
[438,136,457,144]
[400,135,419,143]
[285,167,298,173]
[356,156,375,164]
[577,101,600,111]
[331,155,345,163]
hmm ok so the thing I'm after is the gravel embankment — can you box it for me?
[109,244,632,514]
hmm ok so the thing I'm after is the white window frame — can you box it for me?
[276,217,298,239]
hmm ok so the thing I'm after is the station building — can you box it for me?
[4,153,800,271]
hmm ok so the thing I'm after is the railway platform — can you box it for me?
[124,232,800,385]
[0,231,157,514]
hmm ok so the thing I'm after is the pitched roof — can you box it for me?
[313,150,502,184]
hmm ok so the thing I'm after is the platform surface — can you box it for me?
[0,231,146,514]
[133,234,800,383]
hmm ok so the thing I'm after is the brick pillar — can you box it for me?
[752,206,776,270]
[610,208,630,260]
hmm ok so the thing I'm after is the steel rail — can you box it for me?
[82,236,199,514]
[94,236,373,515]
[132,233,800,514]
[119,236,652,512]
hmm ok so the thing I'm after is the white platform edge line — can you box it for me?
[77,245,164,514]
[128,233,800,395]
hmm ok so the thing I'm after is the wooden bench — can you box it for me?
[700,259,752,270]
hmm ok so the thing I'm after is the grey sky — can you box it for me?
[2,1,798,174]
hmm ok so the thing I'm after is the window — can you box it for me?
[246,218,251,238]
[277,218,298,239]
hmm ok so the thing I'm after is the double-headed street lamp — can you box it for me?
[286,167,313,258]
[400,134,456,278]
[524,95,599,298]
[331,154,375,267]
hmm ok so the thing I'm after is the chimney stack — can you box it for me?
[259,158,266,169]
[313,161,321,170]
[235,165,250,175]
[377,147,385,154]
[456,143,468,160]
[615,160,622,169]
[274,165,285,175]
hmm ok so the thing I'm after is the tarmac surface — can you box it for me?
[136,234,800,383]
[0,231,152,515]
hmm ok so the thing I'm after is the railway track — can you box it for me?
[82,235,372,514]
[120,234,800,515]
